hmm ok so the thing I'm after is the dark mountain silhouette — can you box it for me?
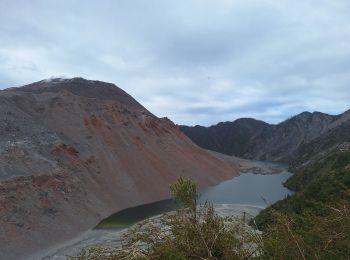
[181,118,270,156]
[181,110,350,163]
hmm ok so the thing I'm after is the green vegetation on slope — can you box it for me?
[286,149,350,191]
[254,151,350,259]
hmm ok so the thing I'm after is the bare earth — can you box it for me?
[0,78,239,260]
[1,79,286,259]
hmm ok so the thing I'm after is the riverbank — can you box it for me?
[31,204,263,260]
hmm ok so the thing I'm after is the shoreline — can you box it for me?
[32,203,263,260]
[30,154,288,259]
[208,150,287,175]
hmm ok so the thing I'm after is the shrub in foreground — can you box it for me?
[71,177,350,259]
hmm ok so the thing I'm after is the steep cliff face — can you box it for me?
[289,118,350,170]
[0,78,238,259]
[181,110,350,162]
[242,112,337,161]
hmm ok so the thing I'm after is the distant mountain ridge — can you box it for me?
[180,118,270,157]
[180,109,350,163]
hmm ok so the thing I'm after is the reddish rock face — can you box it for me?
[0,78,238,259]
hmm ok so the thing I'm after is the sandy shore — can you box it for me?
[31,204,263,260]
[208,150,286,175]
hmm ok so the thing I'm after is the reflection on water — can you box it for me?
[96,199,176,228]
[96,171,292,228]
[199,171,292,207]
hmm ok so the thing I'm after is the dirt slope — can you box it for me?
[0,78,238,259]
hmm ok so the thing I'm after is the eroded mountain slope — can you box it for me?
[0,78,238,259]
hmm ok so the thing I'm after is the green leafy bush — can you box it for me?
[254,151,350,259]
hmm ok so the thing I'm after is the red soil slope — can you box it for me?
[0,78,238,259]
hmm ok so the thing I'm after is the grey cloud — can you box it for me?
[0,0,349,126]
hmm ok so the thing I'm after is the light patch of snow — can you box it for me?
[42,75,68,83]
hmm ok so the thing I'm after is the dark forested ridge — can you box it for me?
[254,150,350,259]
[181,110,350,163]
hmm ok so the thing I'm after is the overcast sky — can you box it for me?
[1,0,349,126]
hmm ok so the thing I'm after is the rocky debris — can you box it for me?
[289,119,350,169]
[0,77,239,260]
[35,204,262,260]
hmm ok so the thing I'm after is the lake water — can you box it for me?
[199,171,292,207]
[38,167,292,259]
[96,170,292,228]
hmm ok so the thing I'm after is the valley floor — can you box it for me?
[208,150,285,175]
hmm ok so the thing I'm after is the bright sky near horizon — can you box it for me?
[1,0,350,126]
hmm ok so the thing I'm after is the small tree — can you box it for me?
[170,177,198,224]
[118,177,261,259]
[71,177,261,259]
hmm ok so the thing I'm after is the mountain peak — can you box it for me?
[0,77,239,259]
[19,77,113,92]
[11,77,143,108]
[284,111,333,124]
[292,111,312,119]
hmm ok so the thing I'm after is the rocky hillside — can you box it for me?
[0,78,238,260]
[289,117,350,170]
[181,110,350,163]
[180,118,270,156]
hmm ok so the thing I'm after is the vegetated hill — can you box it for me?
[284,119,350,192]
[181,110,350,162]
[254,150,350,258]
[0,77,238,260]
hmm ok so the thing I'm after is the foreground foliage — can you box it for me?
[255,151,350,259]
[72,152,350,259]
[71,177,262,259]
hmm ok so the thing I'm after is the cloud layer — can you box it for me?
[1,0,349,125]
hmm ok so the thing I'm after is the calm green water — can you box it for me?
[96,199,176,228]
[96,170,292,229]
